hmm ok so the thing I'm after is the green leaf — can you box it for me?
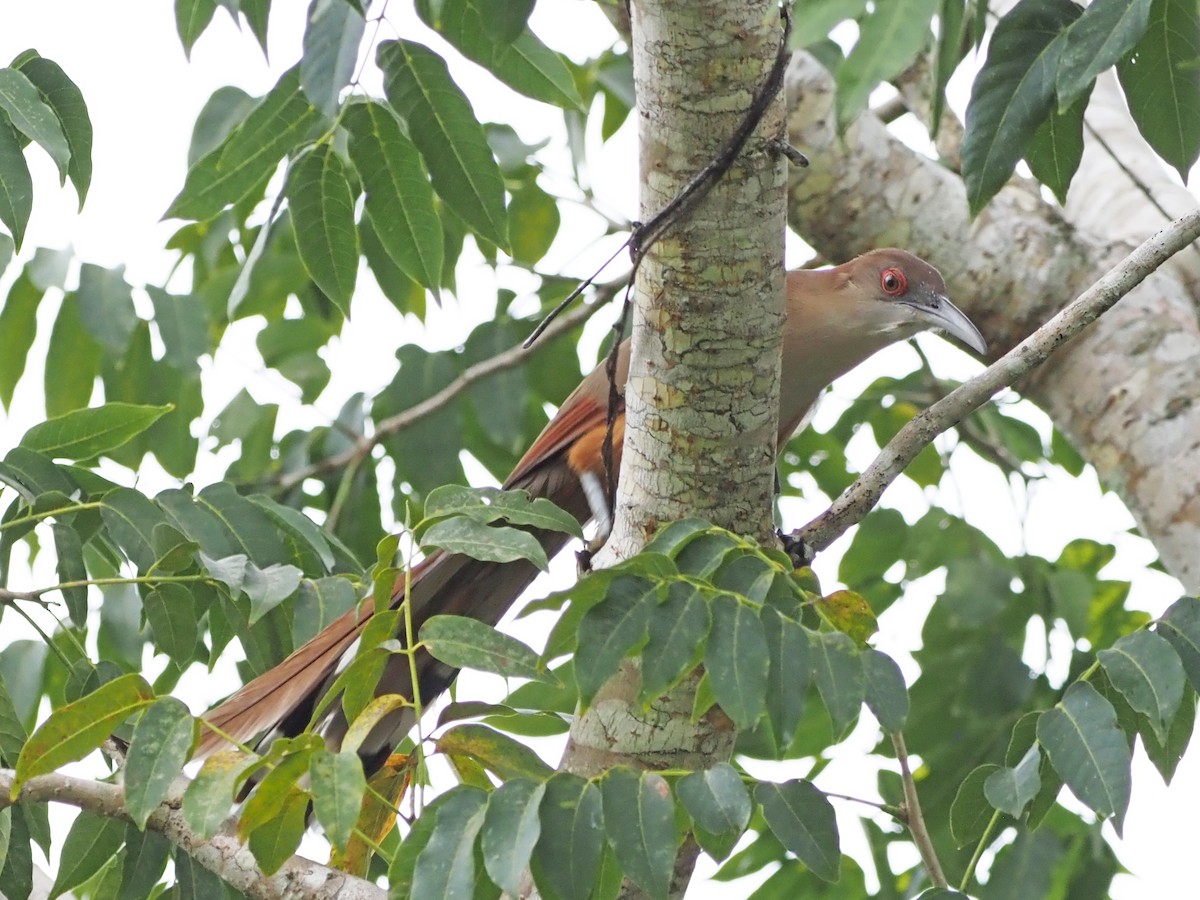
[50,522,87,626]
[247,785,309,875]
[704,595,769,730]
[300,0,366,117]
[0,112,33,250]
[0,67,70,182]
[677,762,751,838]
[413,786,488,900]
[639,582,711,703]
[422,516,548,569]
[755,780,840,882]
[984,744,1041,818]
[13,53,92,206]
[48,811,125,900]
[184,750,255,839]
[175,845,232,900]
[187,85,256,166]
[0,806,32,900]
[508,181,560,265]
[985,829,1063,900]
[285,143,358,314]
[950,764,999,848]
[343,100,443,292]
[533,773,605,900]
[961,0,1082,216]
[361,215,425,313]
[1057,0,1153,108]
[175,0,218,57]
[0,677,28,767]
[100,487,167,572]
[1118,0,1200,182]
[292,576,357,646]
[241,0,271,54]
[417,0,583,110]
[481,779,545,895]
[1142,685,1195,784]
[44,295,101,415]
[1024,90,1089,205]
[309,749,367,854]
[423,485,583,539]
[1037,681,1132,834]
[1157,596,1200,692]
[151,522,201,573]
[239,747,314,838]
[125,698,197,829]
[144,583,200,663]
[835,0,938,128]
[377,39,508,248]
[195,481,288,565]
[574,575,655,703]
[421,614,553,683]
[391,796,441,895]
[931,0,968,138]
[1099,629,1185,741]
[862,649,908,733]
[20,402,170,461]
[12,673,154,793]
[119,826,171,898]
[0,271,42,410]
[0,808,8,878]
[147,286,207,375]
[791,0,868,50]
[77,262,137,353]
[166,66,322,222]
[810,630,864,737]
[436,723,554,782]
[601,768,675,899]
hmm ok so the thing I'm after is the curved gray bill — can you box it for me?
[907,294,987,355]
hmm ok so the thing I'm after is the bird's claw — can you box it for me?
[576,547,594,577]
[778,529,814,569]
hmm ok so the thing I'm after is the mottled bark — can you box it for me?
[553,0,788,897]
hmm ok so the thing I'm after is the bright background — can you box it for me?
[0,2,1195,896]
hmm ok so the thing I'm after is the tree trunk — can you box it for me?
[554,0,787,896]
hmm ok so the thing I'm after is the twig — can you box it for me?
[797,206,1200,553]
[272,296,605,493]
[891,731,947,887]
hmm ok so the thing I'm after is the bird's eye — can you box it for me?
[881,268,907,295]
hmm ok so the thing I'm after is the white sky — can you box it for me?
[0,1,1196,897]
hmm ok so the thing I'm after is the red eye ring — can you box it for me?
[881,267,907,295]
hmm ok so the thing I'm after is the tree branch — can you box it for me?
[798,206,1200,554]
[891,731,946,888]
[0,769,383,900]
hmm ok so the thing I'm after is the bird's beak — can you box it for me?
[901,292,987,355]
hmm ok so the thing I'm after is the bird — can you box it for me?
[196,248,985,772]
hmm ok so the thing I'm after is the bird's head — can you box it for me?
[842,248,987,355]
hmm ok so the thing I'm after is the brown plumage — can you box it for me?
[197,250,985,768]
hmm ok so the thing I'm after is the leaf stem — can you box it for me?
[960,808,1002,892]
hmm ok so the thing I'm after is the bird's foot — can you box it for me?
[778,529,815,569]
[576,547,594,577]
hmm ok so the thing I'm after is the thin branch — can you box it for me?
[0,769,383,900]
[797,206,1200,554]
[891,731,947,888]
[272,296,606,494]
